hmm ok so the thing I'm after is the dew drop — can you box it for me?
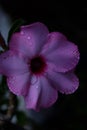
[20,31,24,35]
[31,76,38,85]
[27,36,33,46]
[36,86,38,89]
[27,36,30,40]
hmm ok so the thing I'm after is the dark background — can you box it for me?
[0,1,87,130]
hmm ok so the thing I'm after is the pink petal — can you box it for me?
[24,75,57,111]
[9,33,33,58]
[38,76,58,109]
[41,32,80,72]
[9,22,49,57]
[45,68,79,94]
[0,51,28,76]
[7,73,31,96]
[21,22,49,55]
[41,32,67,53]
[24,76,41,111]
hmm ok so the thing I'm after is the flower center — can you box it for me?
[30,55,46,75]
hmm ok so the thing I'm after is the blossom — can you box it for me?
[0,22,80,111]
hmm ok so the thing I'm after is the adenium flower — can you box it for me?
[0,22,80,111]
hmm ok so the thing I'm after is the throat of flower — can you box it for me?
[30,55,46,75]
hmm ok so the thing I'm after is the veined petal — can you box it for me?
[38,76,58,109]
[24,75,57,111]
[21,22,49,55]
[9,22,49,57]
[41,32,80,72]
[7,73,31,96]
[0,50,28,76]
[9,32,34,58]
[24,76,41,111]
[45,68,79,94]
[41,32,67,54]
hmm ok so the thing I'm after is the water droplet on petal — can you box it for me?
[31,76,38,85]
[27,36,30,40]
[36,86,39,89]
[26,36,33,46]
[20,31,24,35]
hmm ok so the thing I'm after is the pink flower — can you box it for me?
[0,22,80,111]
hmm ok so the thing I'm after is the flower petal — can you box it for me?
[45,68,79,94]
[9,22,49,57]
[7,73,31,96]
[38,76,58,109]
[24,75,57,111]
[41,32,80,72]
[21,22,49,55]
[0,51,28,76]
[24,76,41,111]
[9,32,33,58]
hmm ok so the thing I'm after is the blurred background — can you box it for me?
[0,1,87,130]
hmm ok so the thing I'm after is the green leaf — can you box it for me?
[7,19,25,42]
